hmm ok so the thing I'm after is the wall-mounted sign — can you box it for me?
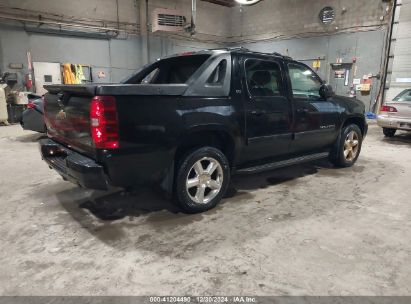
[353,78,361,85]
[361,83,371,92]
[9,63,23,69]
[334,70,345,79]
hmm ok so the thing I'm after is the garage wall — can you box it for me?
[0,24,218,85]
[229,0,389,42]
[233,29,386,111]
[229,0,390,111]
[148,0,231,41]
[0,0,223,87]
[0,0,139,24]
[0,28,138,87]
[0,0,391,110]
[0,25,141,85]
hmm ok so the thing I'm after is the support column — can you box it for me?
[139,0,150,64]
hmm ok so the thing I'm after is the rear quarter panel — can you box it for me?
[102,95,244,188]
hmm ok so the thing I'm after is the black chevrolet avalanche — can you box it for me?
[40,48,367,213]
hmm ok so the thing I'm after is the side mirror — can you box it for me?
[319,84,334,99]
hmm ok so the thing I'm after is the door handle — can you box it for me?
[296,108,309,114]
[251,110,267,116]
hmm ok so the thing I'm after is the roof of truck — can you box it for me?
[201,47,292,60]
[170,47,292,60]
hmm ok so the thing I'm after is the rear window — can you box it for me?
[393,90,411,102]
[125,55,210,84]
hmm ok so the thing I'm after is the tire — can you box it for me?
[175,146,230,213]
[330,124,363,168]
[383,128,396,137]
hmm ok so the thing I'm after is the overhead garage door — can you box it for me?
[387,0,411,100]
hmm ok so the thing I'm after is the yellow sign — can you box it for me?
[360,84,371,92]
[313,60,321,69]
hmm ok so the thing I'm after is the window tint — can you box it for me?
[245,59,283,97]
[393,90,411,102]
[126,54,210,84]
[207,59,227,85]
[288,63,322,98]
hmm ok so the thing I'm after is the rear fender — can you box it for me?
[160,124,239,198]
[176,124,241,164]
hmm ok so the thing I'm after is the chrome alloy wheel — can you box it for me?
[344,130,360,161]
[186,157,224,204]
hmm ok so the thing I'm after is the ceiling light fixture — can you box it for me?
[235,0,262,5]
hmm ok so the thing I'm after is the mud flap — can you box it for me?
[330,128,342,161]
[160,161,175,199]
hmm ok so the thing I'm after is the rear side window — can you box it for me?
[393,90,411,102]
[245,59,283,97]
[207,59,227,85]
[131,55,210,84]
[288,63,322,98]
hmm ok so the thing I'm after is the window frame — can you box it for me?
[206,59,227,86]
[287,61,324,99]
[183,53,232,97]
[243,57,286,98]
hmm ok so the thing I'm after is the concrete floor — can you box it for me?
[0,123,410,296]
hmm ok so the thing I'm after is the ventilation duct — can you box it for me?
[152,8,187,33]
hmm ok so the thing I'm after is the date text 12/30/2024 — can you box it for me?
[149,296,257,303]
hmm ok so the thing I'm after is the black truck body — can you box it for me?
[40,48,367,212]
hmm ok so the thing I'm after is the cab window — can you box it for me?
[288,63,322,98]
[245,59,284,97]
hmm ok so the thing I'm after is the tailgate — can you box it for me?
[44,85,97,156]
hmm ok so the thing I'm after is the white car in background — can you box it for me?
[378,89,411,137]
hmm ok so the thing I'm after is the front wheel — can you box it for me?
[175,147,230,213]
[330,124,363,167]
[383,128,396,137]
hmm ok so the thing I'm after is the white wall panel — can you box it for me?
[387,2,411,100]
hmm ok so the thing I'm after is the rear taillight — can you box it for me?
[380,105,397,113]
[90,96,119,149]
[27,103,36,109]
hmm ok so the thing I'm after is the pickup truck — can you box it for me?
[40,48,367,213]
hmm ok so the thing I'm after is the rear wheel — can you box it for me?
[175,147,230,213]
[383,127,396,137]
[330,124,363,167]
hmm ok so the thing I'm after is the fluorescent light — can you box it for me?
[235,0,262,5]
